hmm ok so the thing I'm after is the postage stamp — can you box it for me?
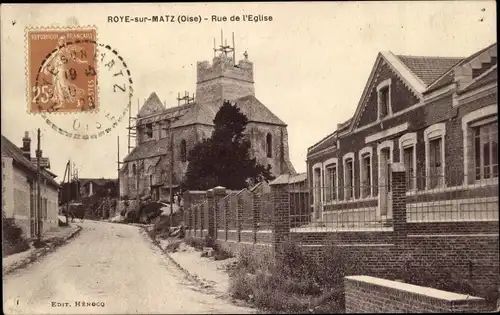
[27,27,98,113]
[25,26,134,140]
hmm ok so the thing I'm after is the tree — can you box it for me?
[183,101,275,190]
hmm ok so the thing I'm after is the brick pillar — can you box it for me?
[391,163,407,240]
[206,189,215,238]
[188,207,193,236]
[194,205,199,236]
[224,197,229,241]
[270,183,290,253]
[237,194,243,242]
[213,186,227,240]
[182,191,191,226]
[252,193,261,244]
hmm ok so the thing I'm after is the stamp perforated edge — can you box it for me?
[25,24,100,115]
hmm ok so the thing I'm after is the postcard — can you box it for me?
[1,2,498,314]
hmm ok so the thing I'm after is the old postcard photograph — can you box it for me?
[1,1,498,314]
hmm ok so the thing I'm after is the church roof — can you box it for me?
[124,137,171,162]
[125,93,287,163]
[136,94,286,128]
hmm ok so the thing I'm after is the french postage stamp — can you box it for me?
[25,26,134,140]
[27,27,98,113]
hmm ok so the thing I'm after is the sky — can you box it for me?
[1,2,497,181]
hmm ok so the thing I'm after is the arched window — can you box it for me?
[132,164,136,175]
[180,139,187,162]
[266,133,273,158]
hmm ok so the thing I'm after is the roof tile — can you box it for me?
[397,55,463,86]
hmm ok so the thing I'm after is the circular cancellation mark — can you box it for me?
[29,29,134,140]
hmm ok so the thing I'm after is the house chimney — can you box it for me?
[22,131,31,159]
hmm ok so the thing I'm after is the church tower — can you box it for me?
[195,31,255,106]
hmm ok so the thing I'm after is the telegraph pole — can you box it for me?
[169,129,173,231]
[36,129,42,243]
[64,161,70,224]
[117,136,120,199]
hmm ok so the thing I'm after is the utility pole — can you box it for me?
[36,129,42,243]
[169,129,173,231]
[64,161,70,224]
[117,136,120,199]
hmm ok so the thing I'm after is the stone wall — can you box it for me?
[344,276,490,313]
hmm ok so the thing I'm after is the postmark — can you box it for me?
[25,26,134,140]
[28,28,98,113]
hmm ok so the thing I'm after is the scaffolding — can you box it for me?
[126,99,140,154]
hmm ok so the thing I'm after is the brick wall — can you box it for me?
[345,276,490,313]
[182,167,499,302]
[286,165,499,301]
[183,182,285,257]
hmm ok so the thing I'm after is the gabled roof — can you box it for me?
[136,94,286,128]
[347,52,426,133]
[123,137,170,162]
[124,94,286,163]
[1,135,59,187]
[458,64,497,94]
[427,42,497,92]
[138,92,166,117]
[232,95,286,126]
[270,172,307,185]
[397,55,463,86]
[307,131,337,155]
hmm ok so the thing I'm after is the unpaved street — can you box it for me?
[3,220,255,314]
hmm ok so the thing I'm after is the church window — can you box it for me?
[266,133,273,158]
[180,139,187,162]
[145,123,153,139]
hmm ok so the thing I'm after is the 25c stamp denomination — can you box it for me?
[28,28,98,113]
[25,26,134,140]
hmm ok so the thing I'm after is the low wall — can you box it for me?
[344,275,490,313]
[185,233,273,258]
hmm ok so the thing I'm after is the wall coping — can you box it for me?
[345,275,484,302]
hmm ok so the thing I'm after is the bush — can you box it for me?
[2,213,30,257]
[228,240,345,313]
[184,237,205,251]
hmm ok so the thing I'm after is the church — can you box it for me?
[119,36,296,203]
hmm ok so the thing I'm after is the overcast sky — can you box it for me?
[1,2,496,181]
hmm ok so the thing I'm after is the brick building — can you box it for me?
[1,132,60,237]
[306,43,498,225]
[119,39,295,204]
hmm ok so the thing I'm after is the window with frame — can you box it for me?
[313,167,322,205]
[180,139,187,162]
[379,87,390,118]
[345,158,354,199]
[403,146,415,190]
[473,121,498,181]
[428,137,444,189]
[266,134,273,158]
[145,123,153,139]
[324,164,337,202]
[360,154,371,198]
